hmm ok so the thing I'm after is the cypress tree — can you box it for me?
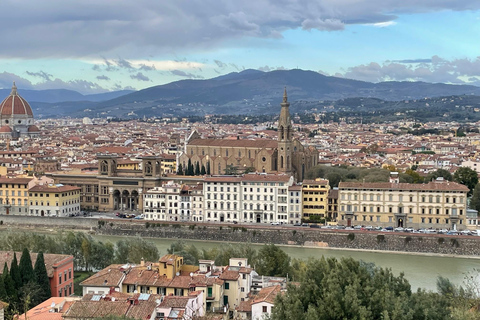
[177,163,183,175]
[195,162,200,175]
[206,161,211,175]
[0,274,6,301]
[201,164,206,175]
[3,262,16,303]
[10,253,22,289]
[19,248,35,286]
[187,159,193,176]
[34,252,51,302]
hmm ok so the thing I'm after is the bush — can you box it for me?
[145,222,150,229]
[109,222,113,227]
[438,237,445,244]
[241,227,247,232]
[347,233,355,241]
[253,231,257,237]
[172,224,181,229]
[377,234,385,243]
[189,224,196,230]
[405,236,412,244]
[292,230,297,236]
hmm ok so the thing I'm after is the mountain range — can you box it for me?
[6,69,480,118]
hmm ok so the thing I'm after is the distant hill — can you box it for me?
[0,88,134,104]
[10,69,480,118]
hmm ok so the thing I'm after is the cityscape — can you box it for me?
[1,1,480,320]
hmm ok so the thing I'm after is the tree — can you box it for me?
[194,162,200,175]
[10,252,22,289]
[427,169,453,182]
[187,159,193,176]
[404,169,424,183]
[470,183,480,212]
[18,248,35,286]
[0,275,7,301]
[177,163,183,175]
[454,167,478,196]
[224,164,239,175]
[206,161,211,175]
[114,238,159,264]
[34,252,51,303]
[255,244,291,278]
[200,164,206,175]
[3,262,17,305]
[271,257,451,320]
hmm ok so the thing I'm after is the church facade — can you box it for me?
[178,90,318,181]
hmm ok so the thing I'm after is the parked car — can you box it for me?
[134,214,145,219]
[394,227,404,232]
[271,222,280,225]
[309,224,320,228]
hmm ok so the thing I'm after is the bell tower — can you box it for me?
[277,88,293,175]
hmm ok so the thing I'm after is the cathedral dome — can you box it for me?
[0,82,33,117]
[0,125,12,133]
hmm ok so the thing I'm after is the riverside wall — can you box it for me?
[2,215,480,256]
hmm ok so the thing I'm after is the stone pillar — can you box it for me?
[138,188,143,213]
[109,187,114,210]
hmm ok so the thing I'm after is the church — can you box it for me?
[0,82,40,139]
[178,89,318,181]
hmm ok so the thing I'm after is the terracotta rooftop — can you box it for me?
[338,181,469,192]
[252,285,282,305]
[188,138,278,148]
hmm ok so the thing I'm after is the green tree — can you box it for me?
[271,257,451,320]
[454,167,478,196]
[33,252,51,303]
[177,163,184,175]
[224,164,239,175]
[3,262,17,306]
[206,161,211,175]
[426,169,453,182]
[18,248,35,286]
[200,164,206,175]
[255,244,291,278]
[114,238,159,263]
[0,275,7,301]
[470,183,480,212]
[194,161,200,175]
[405,169,424,183]
[10,252,22,289]
[187,159,194,176]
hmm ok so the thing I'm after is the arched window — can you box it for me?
[280,156,284,169]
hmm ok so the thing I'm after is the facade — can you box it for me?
[0,82,40,139]
[288,185,302,225]
[0,177,32,215]
[338,179,469,229]
[251,285,282,320]
[0,251,74,297]
[178,90,318,182]
[301,179,330,221]
[28,184,81,217]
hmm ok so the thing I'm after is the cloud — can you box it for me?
[115,58,134,69]
[214,60,228,69]
[339,56,480,84]
[25,71,53,82]
[371,21,397,28]
[170,70,204,79]
[1,1,479,58]
[130,72,150,82]
[258,65,286,72]
[96,75,110,81]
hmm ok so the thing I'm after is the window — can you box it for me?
[59,274,62,284]
[225,282,230,290]
[263,306,268,313]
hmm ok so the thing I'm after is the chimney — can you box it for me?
[140,258,145,267]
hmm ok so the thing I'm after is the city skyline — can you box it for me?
[0,1,479,94]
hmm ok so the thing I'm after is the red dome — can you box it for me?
[0,83,33,116]
[28,125,40,132]
[0,126,12,132]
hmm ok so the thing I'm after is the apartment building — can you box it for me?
[288,185,302,225]
[301,179,330,221]
[0,177,32,215]
[338,178,469,229]
[204,176,242,223]
[29,184,81,217]
[143,181,182,221]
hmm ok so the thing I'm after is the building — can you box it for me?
[0,177,33,215]
[0,82,40,139]
[301,179,330,221]
[288,185,302,225]
[28,184,81,217]
[15,297,79,320]
[251,285,282,320]
[156,291,205,320]
[0,251,74,297]
[178,90,318,181]
[338,178,469,229]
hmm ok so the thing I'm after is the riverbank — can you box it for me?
[2,215,480,257]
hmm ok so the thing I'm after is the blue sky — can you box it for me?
[0,1,479,94]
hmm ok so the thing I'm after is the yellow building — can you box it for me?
[28,184,81,217]
[161,154,176,174]
[0,177,32,215]
[302,179,330,221]
[338,179,469,229]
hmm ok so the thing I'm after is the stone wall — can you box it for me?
[2,216,480,256]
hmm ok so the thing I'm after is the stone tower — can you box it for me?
[277,88,293,175]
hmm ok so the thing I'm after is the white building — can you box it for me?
[251,285,282,320]
[204,176,242,223]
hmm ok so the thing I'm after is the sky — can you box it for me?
[0,0,479,94]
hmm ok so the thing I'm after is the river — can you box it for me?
[91,234,480,292]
